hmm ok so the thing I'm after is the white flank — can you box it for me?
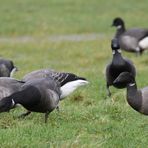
[10,67,17,77]
[139,37,148,49]
[60,80,89,99]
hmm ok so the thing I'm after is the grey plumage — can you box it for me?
[22,69,55,82]
[0,77,24,100]
[22,68,89,99]
[113,72,148,115]
[0,77,61,123]
[112,17,148,55]
[22,77,61,97]
[0,58,17,77]
[23,69,70,86]
[23,68,87,86]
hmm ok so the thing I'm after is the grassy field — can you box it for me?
[0,0,148,147]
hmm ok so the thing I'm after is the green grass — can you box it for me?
[0,0,148,147]
[0,0,148,36]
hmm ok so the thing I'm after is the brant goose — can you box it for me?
[0,58,17,77]
[114,72,148,115]
[112,17,148,55]
[23,69,89,99]
[0,77,61,123]
[105,38,136,96]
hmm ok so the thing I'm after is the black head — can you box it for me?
[111,38,120,50]
[112,17,124,27]
[113,72,135,86]
[0,97,14,113]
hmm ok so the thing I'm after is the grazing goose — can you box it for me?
[112,17,148,55]
[0,77,24,100]
[114,72,148,115]
[0,77,61,123]
[0,58,18,77]
[23,69,89,99]
[105,38,136,96]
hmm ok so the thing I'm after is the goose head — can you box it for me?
[111,38,121,54]
[113,72,135,86]
[0,97,15,112]
[112,17,125,29]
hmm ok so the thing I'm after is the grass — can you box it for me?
[0,0,148,36]
[0,0,148,147]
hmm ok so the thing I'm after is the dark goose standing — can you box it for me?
[23,69,89,99]
[0,77,61,123]
[114,72,148,115]
[106,38,136,96]
[0,58,17,77]
[112,17,148,55]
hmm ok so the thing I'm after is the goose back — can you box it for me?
[18,77,61,113]
[23,69,87,86]
[23,69,88,99]
[0,77,24,99]
[123,28,148,40]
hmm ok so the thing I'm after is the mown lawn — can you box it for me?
[0,0,148,147]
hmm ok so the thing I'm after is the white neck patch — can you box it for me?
[60,80,89,99]
[129,83,135,87]
[11,99,15,107]
[117,49,122,53]
[10,67,17,77]
[112,49,121,54]
[117,25,122,29]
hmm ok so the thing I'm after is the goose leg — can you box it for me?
[139,50,144,55]
[106,84,111,97]
[136,47,143,56]
[136,51,141,56]
[45,111,50,123]
[56,105,60,112]
[18,111,31,118]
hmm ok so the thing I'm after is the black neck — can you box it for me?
[126,83,141,112]
[127,83,137,96]
[112,51,124,66]
[115,25,126,38]
[11,90,27,105]
[9,86,41,108]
